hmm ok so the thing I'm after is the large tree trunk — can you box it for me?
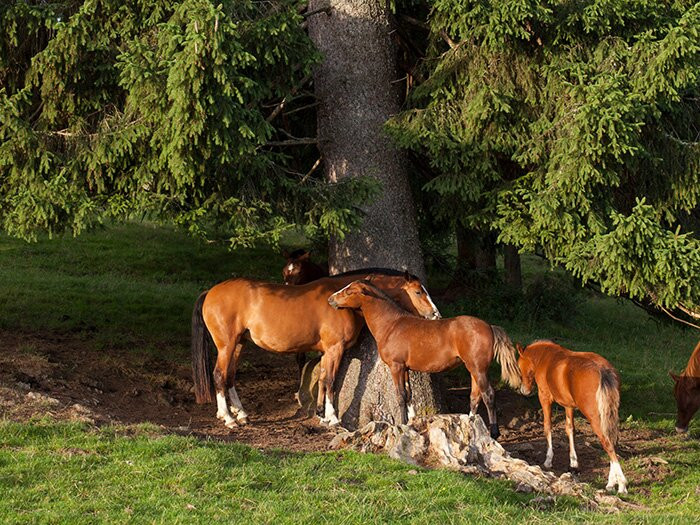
[308,0,444,430]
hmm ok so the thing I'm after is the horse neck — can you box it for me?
[360,295,405,343]
[683,341,700,377]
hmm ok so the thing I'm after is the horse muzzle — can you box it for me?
[675,425,688,434]
[429,312,442,320]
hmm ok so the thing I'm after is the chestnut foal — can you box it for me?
[670,340,700,433]
[517,340,627,494]
[328,280,521,438]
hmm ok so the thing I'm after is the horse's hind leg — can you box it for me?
[539,393,554,468]
[227,343,249,425]
[469,372,481,416]
[585,409,627,494]
[213,340,238,429]
[475,372,499,439]
[565,406,578,470]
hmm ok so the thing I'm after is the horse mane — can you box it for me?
[357,280,409,316]
[683,340,700,377]
[333,267,419,280]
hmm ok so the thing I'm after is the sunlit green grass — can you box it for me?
[1,222,699,523]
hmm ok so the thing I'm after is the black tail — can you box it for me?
[192,291,215,404]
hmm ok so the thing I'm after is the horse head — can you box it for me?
[517,343,536,396]
[670,372,700,433]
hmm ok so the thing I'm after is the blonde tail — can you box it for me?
[596,368,620,446]
[491,325,521,389]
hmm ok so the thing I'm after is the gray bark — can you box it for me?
[308,0,444,430]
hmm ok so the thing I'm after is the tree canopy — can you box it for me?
[0,0,376,246]
[388,0,700,322]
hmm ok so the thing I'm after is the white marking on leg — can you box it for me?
[606,461,616,492]
[407,404,416,421]
[228,386,248,423]
[612,461,627,494]
[421,285,441,319]
[568,427,578,469]
[544,433,553,469]
[216,392,237,428]
[320,394,339,426]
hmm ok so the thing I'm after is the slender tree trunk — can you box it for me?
[503,244,522,291]
[308,0,444,430]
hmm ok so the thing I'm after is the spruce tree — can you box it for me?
[389,0,700,324]
[0,0,377,246]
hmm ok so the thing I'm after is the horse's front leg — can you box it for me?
[390,362,408,425]
[405,369,415,421]
[565,406,578,470]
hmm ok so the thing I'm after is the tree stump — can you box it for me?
[330,414,640,511]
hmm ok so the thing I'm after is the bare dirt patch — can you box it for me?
[0,330,678,489]
[0,331,334,451]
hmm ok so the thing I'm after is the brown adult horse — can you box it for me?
[192,270,440,429]
[282,249,328,285]
[670,340,700,433]
[517,340,627,494]
[328,280,521,439]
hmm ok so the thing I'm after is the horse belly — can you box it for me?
[246,317,319,353]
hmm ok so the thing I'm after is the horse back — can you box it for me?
[203,278,359,352]
[533,345,616,408]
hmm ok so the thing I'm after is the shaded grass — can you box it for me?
[0,223,279,348]
[2,222,700,523]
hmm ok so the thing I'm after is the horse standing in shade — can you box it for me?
[670,340,700,433]
[281,249,330,378]
[328,279,521,439]
[517,340,627,494]
[192,270,440,429]
[282,249,328,285]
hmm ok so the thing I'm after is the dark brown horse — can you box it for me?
[281,249,330,380]
[328,279,521,438]
[282,249,328,285]
[517,340,627,493]
[192,270,440,429]
[670,340,700,433]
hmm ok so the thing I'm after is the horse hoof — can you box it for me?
[605,484,615,494]
[618,486,628,495]
[489,424,500,440]
[224,420,238,429]
[236,415,249,425]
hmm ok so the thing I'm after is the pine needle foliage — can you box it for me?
[0,0,377,247]
[388,0,700,320]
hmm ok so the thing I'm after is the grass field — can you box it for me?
[1,223,699,523]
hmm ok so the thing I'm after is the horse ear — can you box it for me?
[366,274,375,282]
[299,251,311,261]
[403,270,412,282]
[516,343,525,356]
[669,371,680,382]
